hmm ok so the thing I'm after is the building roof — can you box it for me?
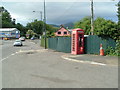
[57,27,68,31]
[0,28,19,32]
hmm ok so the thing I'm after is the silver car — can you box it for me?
[13,40,23,46]
[19,37,25,41]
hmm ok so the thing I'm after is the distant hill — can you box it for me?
[49,24,60,28]
[49,22,74,29]
[63,22,74,29]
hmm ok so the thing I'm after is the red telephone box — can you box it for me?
[71,28,84,55]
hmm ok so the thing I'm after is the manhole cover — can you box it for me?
[26,52,35,54]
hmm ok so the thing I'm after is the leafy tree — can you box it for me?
[15,23,27,36]
[0,7,4,12]
[74,16,91,35]
[0,7,15,28]
[74,17,119,40]
[46,24,58,34]
[117,1,120,27]
[94,17,119,40]
[26,19,44,35]
[26,30,36,39]
[26,19,59,36]
[117,1,120,41]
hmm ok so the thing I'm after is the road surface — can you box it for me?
[1,40,118,88]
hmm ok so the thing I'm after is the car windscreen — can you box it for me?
[15,41,21,42]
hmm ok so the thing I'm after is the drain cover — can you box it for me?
[26,52,35,54]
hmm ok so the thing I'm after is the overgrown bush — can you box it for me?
[105,46,116,56]
[105,40,120,56]
[115,40,120,56]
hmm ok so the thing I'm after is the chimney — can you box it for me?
[60,24,64,28]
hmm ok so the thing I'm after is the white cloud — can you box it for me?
[1,2,118,25]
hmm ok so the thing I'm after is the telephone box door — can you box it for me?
[77,33,84,54]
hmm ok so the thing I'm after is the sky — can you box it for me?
[0,0,119,26]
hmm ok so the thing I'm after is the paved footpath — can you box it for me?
[62,54,118,66]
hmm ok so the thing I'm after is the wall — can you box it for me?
[0,30,20,38]
[54,27,70,36]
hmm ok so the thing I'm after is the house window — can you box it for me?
[58,32,61,34]
[11,33,15,35]
[64,32,67,34]
[2,33,5,35]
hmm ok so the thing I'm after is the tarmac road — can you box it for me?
[1,39,40,59]
[1,40,118,88]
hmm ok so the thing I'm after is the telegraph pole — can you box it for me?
[40,11,42,21]
[44,0,47,49]
[90,0,94,35]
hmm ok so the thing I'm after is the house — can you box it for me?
[0,28,20,39]
[54,25,70,36]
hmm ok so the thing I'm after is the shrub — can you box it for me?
[105,40,120,56]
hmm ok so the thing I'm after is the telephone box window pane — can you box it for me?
[64,32,67,34]
[72,34,75,51]
[79,34,82,47]
[58,32,61,34]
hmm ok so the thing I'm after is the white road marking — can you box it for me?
[61,55,106,66]
[0,49,47,62]
[19,49,47,53]
[1,51,20,62]
[91,62,106,66]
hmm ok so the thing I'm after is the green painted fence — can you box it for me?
[41,35,116,54]
[84,35,116,54]
[48,37,71,53]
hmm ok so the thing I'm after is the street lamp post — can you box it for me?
[33,10,43,39]
[33,11,43,21]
